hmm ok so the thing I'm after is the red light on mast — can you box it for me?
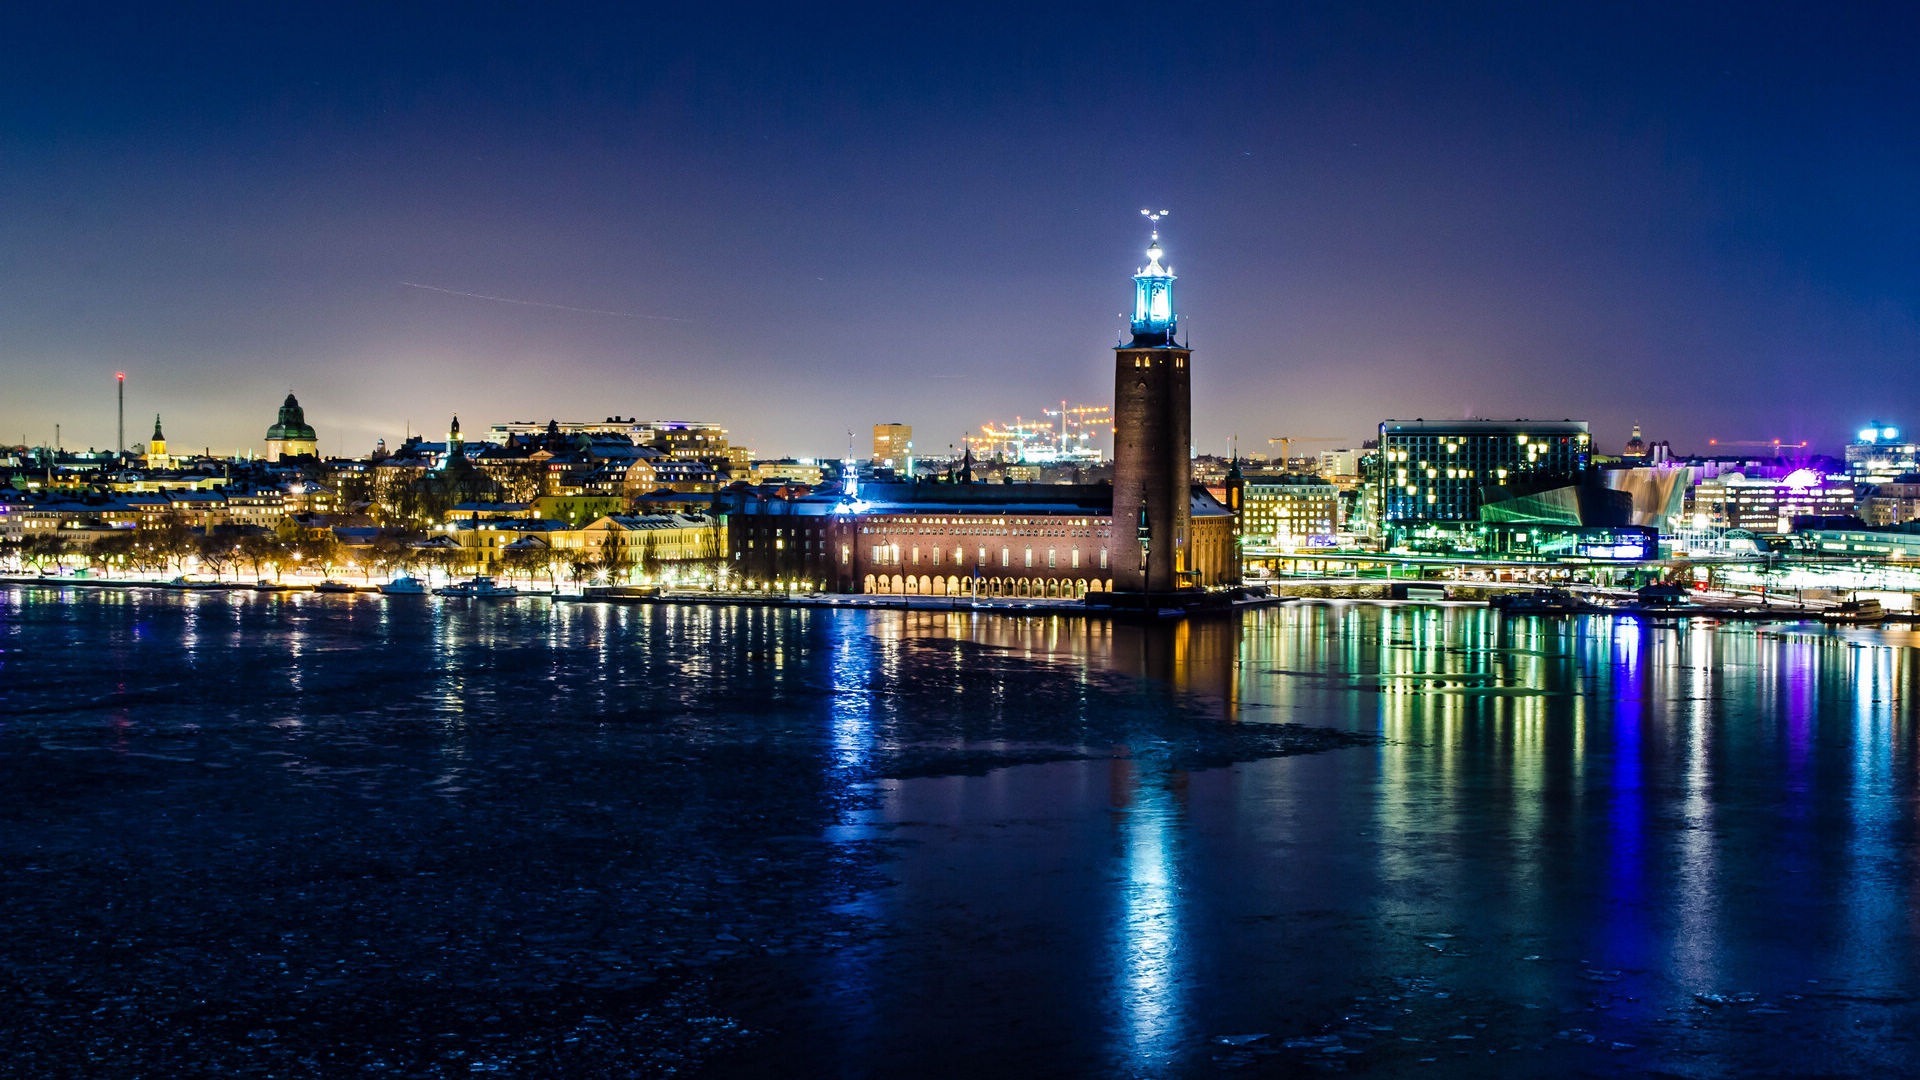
[116,372,125,381]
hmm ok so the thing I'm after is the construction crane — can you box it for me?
[1706,438,1809,452]
[1266,435,1344,465]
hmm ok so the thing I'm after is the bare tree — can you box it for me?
[152,512,197,573]
[297,533,343,579]
[21,534,69,574]
[89,532,136,576]
[238,533,282,580]
[593,528,632,584]
[566,550,596,589]
[196,534,236,581]
[501,543,548,586]
[639,530,663,582]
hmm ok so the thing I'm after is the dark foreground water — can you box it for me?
[1,588,1916,1078]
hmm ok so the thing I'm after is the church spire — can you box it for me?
[441,415,464,471]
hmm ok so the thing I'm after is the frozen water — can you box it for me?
[3,589,1919,1076]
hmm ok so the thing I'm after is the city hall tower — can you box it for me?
[1111,215,1192,595]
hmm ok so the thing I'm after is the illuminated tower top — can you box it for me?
[1130,209,1177,347]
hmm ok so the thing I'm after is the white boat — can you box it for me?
[313,580,357,594]
[378,576,428,595]
[1821,595,1886,625]
[433,576,520,599]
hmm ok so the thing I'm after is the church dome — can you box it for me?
[266,392,319,442]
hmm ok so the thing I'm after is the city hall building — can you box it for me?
[725,225,1237,598]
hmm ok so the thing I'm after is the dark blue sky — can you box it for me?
[4,2,1916,459]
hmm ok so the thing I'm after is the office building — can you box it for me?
[1846,423,1918,485]
[1373,419,1591,528]
[873,423,912,470]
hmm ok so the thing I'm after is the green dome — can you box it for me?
[266,392,318,441]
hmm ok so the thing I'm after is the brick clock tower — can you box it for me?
[1111,213,1193,596]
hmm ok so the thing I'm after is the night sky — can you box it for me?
[4,2,1916,460]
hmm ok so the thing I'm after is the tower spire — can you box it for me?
[842,430,859,501]
[1130,209,1176,346]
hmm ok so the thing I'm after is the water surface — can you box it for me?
[2,588,1915,1077]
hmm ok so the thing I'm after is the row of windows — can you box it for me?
[880,516,1100,528]
[866,544,1110,570]
[743,522,1105,537]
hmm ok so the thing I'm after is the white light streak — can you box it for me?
[398,281,687,321]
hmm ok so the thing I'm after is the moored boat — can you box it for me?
[313,580,357,594]
[1821,595,1886,625]
[378,576,428,595]
[433,576,520,598]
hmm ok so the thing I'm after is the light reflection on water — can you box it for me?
[4,589,1919,1076]
[829,616,875,773]
[1111,757,1186,1072]
[847,603,1920,1076]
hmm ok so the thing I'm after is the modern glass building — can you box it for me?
[1373,419,1591,528]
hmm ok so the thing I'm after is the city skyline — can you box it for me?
[4,3,1916,458]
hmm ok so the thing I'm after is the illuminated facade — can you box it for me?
[1860,483,1920,527]
[649,421,731,462]
[551,514,725,580]
[723,480,1237,597]
[1688,470,1857,534]
[1845,422,1917,484]
[1238,475,1340,550]
[872,423,912,469]
[748,459,827,485]
[1374,420,1591,528]
[484,418,733,463]
[833,486,1120,598]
